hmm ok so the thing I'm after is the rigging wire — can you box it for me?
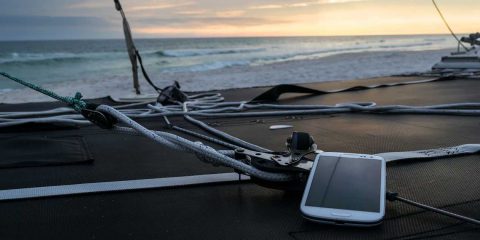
[432,0,469,51]
[387,192,480,226]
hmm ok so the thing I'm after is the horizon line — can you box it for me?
[0,32,465,42]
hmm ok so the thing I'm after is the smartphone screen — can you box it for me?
[305,155,382,213]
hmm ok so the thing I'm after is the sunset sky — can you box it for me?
[0,0,479,40]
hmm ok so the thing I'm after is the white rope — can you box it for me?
[98,105,292,182]
[2,100,480,127]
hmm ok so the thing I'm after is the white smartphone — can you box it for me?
[300,152,386,226]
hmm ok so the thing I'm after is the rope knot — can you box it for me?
[70,92,87,112]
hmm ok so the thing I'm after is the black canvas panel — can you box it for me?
[0,135,93,169]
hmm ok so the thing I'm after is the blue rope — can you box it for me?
[0,72,87,112]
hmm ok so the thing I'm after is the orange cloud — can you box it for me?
[216,10,245,18]
[131,2,194,11]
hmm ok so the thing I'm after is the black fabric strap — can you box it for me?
[114,0,140,94]
[251,84,326,103]
[250,76,453,102]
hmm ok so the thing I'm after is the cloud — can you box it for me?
[176,10,208,15]
[67,2,113,9]
[131,2,194,11]
[0,15,110,27]
[134,16,291,28]
[0,15,114,40]
[66,0,195,11]
[250,0,366,10]
[215,10,245,18]
[250,5,283,10]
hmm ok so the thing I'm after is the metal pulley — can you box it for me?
[234,132,320,173]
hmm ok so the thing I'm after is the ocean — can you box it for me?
[0,35,456,92]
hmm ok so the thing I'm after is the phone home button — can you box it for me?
[331,212,352,217]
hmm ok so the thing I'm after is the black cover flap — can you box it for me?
[0,135,93,168]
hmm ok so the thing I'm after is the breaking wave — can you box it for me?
[154,48,265,57]
[0,52,124,66]
[378,42,433,49]
[163,60,250,72]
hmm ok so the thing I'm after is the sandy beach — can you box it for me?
[0,48,451,103]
